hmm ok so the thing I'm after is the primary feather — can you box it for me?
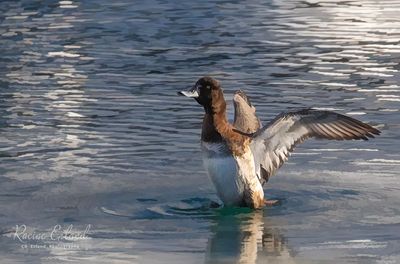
[250,109,380,183]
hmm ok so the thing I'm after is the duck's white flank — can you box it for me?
[202,142,243,205]
[203,154,243,205]
[201,142,264,207]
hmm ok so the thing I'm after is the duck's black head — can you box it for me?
[178,76,224,112]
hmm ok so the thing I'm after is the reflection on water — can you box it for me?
[206,210,293,264]
[0,0,400,263]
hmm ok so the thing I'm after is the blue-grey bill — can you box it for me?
[178,90,199,98]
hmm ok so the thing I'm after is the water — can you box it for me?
[0,0,399,263]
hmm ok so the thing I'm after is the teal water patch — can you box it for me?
[100,196,290,221]
[136,198,158,202]
[147,197,220,218]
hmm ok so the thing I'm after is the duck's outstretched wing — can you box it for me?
[246,109,380,184]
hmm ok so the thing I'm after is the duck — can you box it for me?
[178,76,380,209]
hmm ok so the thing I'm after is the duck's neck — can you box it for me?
[201,97,248,156]
[201,99,231,143]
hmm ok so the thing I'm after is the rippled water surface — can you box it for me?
[0,0,399,263]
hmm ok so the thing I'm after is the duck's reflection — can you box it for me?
[205,210,294,264]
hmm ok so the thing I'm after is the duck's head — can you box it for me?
[178,76,224,112]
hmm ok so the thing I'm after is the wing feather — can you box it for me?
[250,109,380,184]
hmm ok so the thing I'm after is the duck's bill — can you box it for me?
[177,87,199,98]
